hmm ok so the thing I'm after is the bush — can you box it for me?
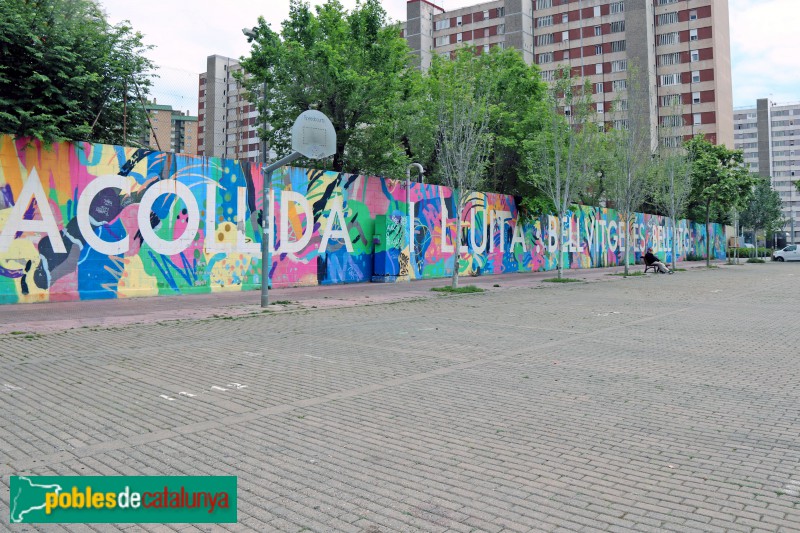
[747,257,766,264]
[726,247,771,259]
[683,253,705,261]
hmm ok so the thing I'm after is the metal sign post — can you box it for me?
[260,110,336,308]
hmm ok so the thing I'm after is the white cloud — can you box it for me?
[99,0,480,112]
[99,0,799,113]
[730,0,800,106]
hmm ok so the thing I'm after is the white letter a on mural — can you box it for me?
[0,168,65,253]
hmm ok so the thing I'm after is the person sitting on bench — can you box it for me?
[643,247,672,274]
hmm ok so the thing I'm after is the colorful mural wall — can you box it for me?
[0,136,725,304]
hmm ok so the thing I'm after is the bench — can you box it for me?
[643,252,667,274]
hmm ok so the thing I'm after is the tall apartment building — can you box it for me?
[198,55,262,163]
[403,1,532,70]
[734,99,800,244]
[402,0,733,149]
[139,102,198,155]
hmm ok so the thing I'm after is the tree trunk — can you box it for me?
[451,194,461,289]
[623,213,629,276]
[670,217,676,271]
[557,211,563,279]
[705,201,711,268]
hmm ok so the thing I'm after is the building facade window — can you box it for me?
[660,73,680,86]
[693,113,702,125]
[657,12,679,26]
[658,52,682,66]
[661,136,682,148]
[610,1,624,14]
[537,34,554,45]
[690,29,698,41]
[658,32,679,46]
[537,15,553,27]
[691,70,700,83]
[693,92,701,103]
[661,94,681,106]
[611,59,627,72]
[610,40,626,52]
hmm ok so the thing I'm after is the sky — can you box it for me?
[99,0,800,114]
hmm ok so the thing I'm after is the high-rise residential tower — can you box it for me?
[198,55,262,163]
[401,0,733,149]
[734,99,800,245]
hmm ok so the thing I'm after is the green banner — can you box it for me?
[9,476,237,523]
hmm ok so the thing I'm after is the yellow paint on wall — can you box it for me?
[0,136,24,198]
[1,239,49,303]
[208,253,254,292]
[117,255,159,298]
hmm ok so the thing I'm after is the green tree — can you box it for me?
[523,66,596,279]
[605,65,655,275]
[686,136,755,267]
[653,112,693,270]
[0,0,154,145]
[740,176,783,258]
[428,49,492,289]
[239,0,415,176]
[477,48,548,196]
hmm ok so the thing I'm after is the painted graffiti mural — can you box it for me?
[0,137,725,304]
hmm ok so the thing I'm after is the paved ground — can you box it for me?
[1,262,799,532]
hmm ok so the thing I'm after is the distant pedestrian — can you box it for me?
[644,247,672,274]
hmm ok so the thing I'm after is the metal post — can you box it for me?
[791,173,795,245]
[406,163,424,279]
[260,151,303,308]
